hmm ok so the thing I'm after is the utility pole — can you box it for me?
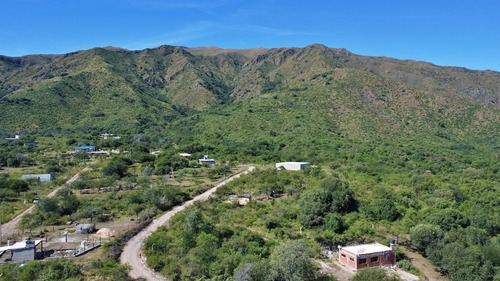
[0,198,3,247]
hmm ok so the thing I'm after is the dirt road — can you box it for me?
[1,167,89,238]
[120,166,255,281]
[400,245,448,281]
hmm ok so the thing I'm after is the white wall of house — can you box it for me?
[275,162,310,171]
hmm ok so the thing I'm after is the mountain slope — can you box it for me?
[0,44,499,140]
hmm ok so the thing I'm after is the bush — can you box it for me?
[351,267,400,281]
[398,259,420,275]
[103,158,129,178]
[410,223,444,253]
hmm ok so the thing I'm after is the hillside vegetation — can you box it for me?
[0,44,499,280]
[1,44,499,137]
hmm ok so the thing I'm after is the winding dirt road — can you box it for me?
[1,167,89,238]
[120,166,255,281]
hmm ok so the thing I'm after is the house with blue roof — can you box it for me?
[75,146,97,152]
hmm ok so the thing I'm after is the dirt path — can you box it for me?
[400,245,448,281]
[120,166,255,281]
[316,259,419,281]
[1,167,89,237]
[316,259,354,281]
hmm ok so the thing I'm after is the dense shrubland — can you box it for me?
[1,123,499,280]
[142,135,500,281]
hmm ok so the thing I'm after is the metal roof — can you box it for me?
[341,243,393,255]
[0,240,42,252]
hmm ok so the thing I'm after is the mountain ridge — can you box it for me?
[0,44,499,141]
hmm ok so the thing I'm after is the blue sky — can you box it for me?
[1,0,499,71]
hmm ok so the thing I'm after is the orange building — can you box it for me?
[338,242,396,270]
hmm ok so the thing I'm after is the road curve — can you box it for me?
[1,167,89,238]
[120,166,255,281]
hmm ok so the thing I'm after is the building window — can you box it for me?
[359,258,367,264]
[371,256,379,263]
[349,257,354,262]
[341,254,346,258]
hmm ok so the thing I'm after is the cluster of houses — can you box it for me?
[5,138,400,271]
[0,223,106,263]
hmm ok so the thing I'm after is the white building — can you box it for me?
[275,162,310,171]
[198,155,215,165]
[22,174,53,182]
[0,239,43,262]
[5,134,21,140]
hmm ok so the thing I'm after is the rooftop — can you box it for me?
[0,239,42,252]
[341,243,393,255]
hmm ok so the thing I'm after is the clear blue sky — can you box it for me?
[1,0,499,71]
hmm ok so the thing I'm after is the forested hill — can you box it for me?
[0,44,499,141]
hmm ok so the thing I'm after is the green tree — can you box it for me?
[58,191,80,216]
[426,209,469,231]
[182,206,212,251]
[269,239,316,281]
[299,188,330,227]
[7,179,29,193]
[102,158,129,178]
[299,177,356,227]
[181,233,219,279]
[38,197,59,214]
[410,223,444,253]
[437,243,486,281]
[324,213,345,233]
[154,152,188,175]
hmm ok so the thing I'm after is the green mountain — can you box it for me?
[0,44,499,142]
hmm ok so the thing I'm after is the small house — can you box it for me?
[228,194,252,206]
[22,174,53,182]
[5,134,21,140]
[338,241,396,271]
[75,224,96,234]
[179,153,191,158]
[75,146,97,152]
[0,239,43,262]
[100,133,121,140]
[198,155,215,165]
[275,162,310,171]
[100,133,113,139]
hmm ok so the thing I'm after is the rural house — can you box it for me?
[22,174,53,182]
[75,146,97,152]
[198,155,215,165]
[275,162,310,171]
[75,224,96,234]
[0,239,43,262]
[5,134,21,140]
[338,241,396,271]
